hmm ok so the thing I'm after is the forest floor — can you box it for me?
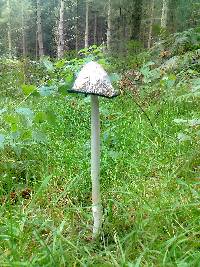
[0,35,200,266]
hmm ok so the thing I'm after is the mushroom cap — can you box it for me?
[69,61,118,98]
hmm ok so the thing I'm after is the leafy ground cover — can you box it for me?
[0,36,200,266]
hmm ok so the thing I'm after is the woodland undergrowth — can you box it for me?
[0,30,200,266]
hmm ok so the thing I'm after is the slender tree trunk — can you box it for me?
[94,12,97,45]
[147,0,155,49]
[7,0,12,57]
[99,17,104,46]
[85,0,89,48]
[167,0,178,33]
[35,31,38,60]
[161,0,169,29]
[106,0,112,52]
[21,0,26,57]
[57,0,65,59]
[119,8,126,52]
[75,0,79,52]
[122,15,126,39]
[36,0,44,57]
[131,0,143,41]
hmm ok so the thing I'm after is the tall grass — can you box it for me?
[0,75,199,266]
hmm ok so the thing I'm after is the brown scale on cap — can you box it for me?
[69,61,118,98]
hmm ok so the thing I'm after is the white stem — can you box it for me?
[91,95,102,237]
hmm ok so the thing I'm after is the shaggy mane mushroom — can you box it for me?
[69,61,118,237]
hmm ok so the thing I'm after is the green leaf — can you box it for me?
[151,69,161,80]
[38,86,57,97]
[20,130,32,141]
[174,119,188,124]
[57,73,74,95]
[34,111,47,123]
[32,131,47,143]
[21,84,36,96]
[98,58,107,66]
[0,108,7,115]
[15,108,34,120]
[10,131,20,140]
[58,84,68,95]
[42,57,54,72]
[46,111,56,125]
[188,119,200,126]
[109,150,119,159]
[34,111,56,124]
[161,75,176,88]
[4,114,17,124]
[191,78,200,92]
[65,72,74,84]
[192,85,200,92]
[174,118,200,126]
[145,61,155,66]
[4,114,20,132]
[177,133,191,142]
[0,134,5,148]
[168,74,176,81]
[192,78,200,86]
[55,60,65,69]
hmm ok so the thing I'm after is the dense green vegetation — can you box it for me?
[0,27,200,266]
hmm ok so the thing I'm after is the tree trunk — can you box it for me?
[85,0,89,48]
[7,0,12,57]
[94,12,97,45]
[99,16,104,45]
[75,0,79,52]
[35,31,38,60]
[161,0,169,29]
[147,0,155,49]
[21,0,26,57]
[106,0,112,52]
[131,0,143,41]
[36,0,44,57]
[57,0,65,59]
[119,8,126,52]
[122,15,126,40]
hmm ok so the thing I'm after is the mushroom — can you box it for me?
[69,61,118,237]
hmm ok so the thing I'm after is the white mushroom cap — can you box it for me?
[69,61,118,98]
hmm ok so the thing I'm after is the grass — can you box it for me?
[0,64,200,266]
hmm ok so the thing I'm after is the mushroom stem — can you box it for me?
[91,95,102,237]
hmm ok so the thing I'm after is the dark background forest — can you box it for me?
[0,0,200,58]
